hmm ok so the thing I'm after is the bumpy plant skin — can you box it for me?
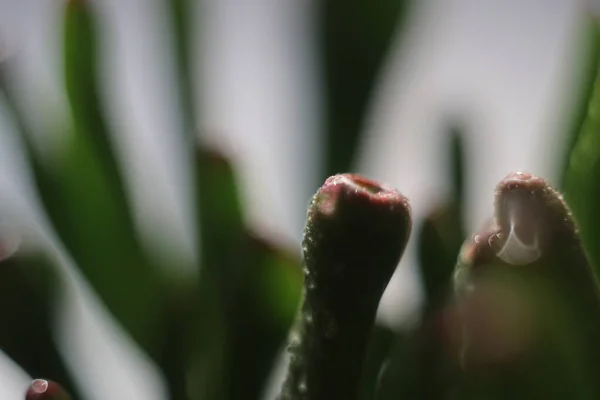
[25,379,72,400]
[453,172,600,399]
[279,174,412,400]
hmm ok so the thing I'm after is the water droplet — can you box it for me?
[298,380,307,394]
[304,313,313,325]
[474,235,481,244]
[288,332,301,351]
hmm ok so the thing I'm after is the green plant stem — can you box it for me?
[562,21,600,275]
[453,172,600,399]
[560,17,600,188]
[279,174,411,400]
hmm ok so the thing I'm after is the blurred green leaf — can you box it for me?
[319,0,411,176]
[560,17,600,188]
[195,146,245,302]
[3,1,168,370]
[376,126,466,399]
[193,147,302,400]
[0,250,80,399]
[418,203,464,308]
[225,233,302,400]
[27,0,164,355]
[562,23,600,276]
[167,0,196,144]
[0,49,163,368]
[420,121,465,308]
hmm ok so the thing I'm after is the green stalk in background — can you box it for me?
[191,147,303,400]
[280,174,412,400]
[562,20,600,277]
[420,123,466,313]
[559,16,600,188]
[54,0,162,353]
[319,0,411,177]
[377,125,466,400]
[225,233,302,400]
[166,0,196,143]
[190,147,246,400]
[1,0,168,391]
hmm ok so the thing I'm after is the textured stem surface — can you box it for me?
[453,172,600,399]
[279,174,411,400]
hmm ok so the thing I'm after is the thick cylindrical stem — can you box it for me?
[280,174,411,400]
[453,172,600,399]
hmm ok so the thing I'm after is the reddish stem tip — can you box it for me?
[26,380,70,400]
[312,174,410,217]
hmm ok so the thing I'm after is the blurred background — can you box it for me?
[0,0,596,399]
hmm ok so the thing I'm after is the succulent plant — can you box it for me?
[0,0,599,399]
[452,173,600,399]
[279,174,411,400]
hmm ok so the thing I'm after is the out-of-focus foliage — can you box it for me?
[0,0,598,399]
[563,20,600,277]
[319,0,411,177]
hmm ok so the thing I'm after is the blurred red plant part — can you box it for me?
[451,225,535,369]
[444,275,536,370]
[25,379,71,400]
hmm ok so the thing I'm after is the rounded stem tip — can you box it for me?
[311,174,410,218]
[26,380,71,400]
[491,171,579,265]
